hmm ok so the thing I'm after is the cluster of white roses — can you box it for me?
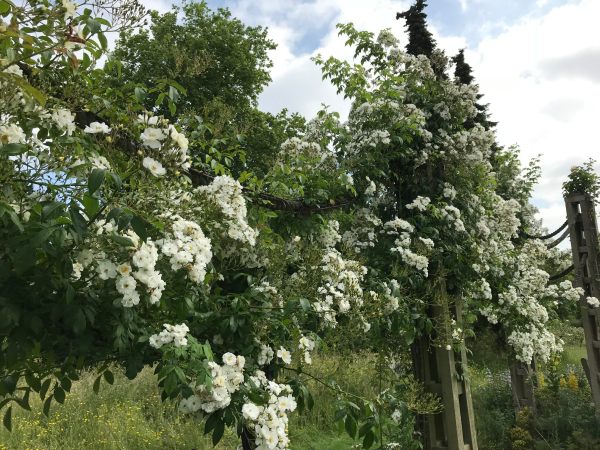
[72,227,165,307]
[406,196,431,212]
[257,344,275,366]
[381,279,402,314]
[157,216,212,284]
[587,296,600,308]
[297,335,315,364]
[440,205,466,232]
[315,249,367,326]
[149,323,190,349]
[341,208,382,254]
[319,219,342,249]
[473,235,585,363]
[178,353,245,414]
[384,217,430,277]
[137,113,191,177]
[243,370,297,450]
[196,175,258,246]
[276,137,332,169]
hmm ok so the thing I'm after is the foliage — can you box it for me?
[562,159,600,200]
[0,0,595,449]
[396,0,435,58]
[110,0,274,119]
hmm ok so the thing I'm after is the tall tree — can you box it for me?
[451,49,474,85]
[397,1,447,79]
[396,0,436,58]
[107,1,305,176]
[451,48,497,130]
[111,1,275,120]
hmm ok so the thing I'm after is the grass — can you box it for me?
[0,353,374,450]
[2,343,592,450]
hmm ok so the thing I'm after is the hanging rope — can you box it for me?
[521,220,568,240]
[546,228,571,249]
[548,264,574,281]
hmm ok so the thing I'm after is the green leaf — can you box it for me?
[109,172,122,189]
[212,419,225,446]
[25,373,41,392]
[60,377,72,393]
[0,72,46,105]
[345,414,357,438]
[108,234,134,247]
[299,297,311,311]
[82,193,100,218]
[0,143,27,155]
[168,85,179,103]
[204,412,220,434]
[134,87,146,103]
[53,387,65,404]
[43,396,52,417]
[0,0,12,15]
[130,215,149,240]
[86,18,101,33]
[39,379,51,400]
[362,429,375,449]
[88,168,105,195]
[17,389,31,411]
[93,375,101,394]
[72,309,86,334]
[69,208,88,235]
[0,202,23,232]
[3,406,11,431]
[13,246,36,273]
[97,32,107,49]
[103,370,114,385]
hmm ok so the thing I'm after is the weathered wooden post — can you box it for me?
[509,360,536,415]
[415,293,478,450]
[565,192,600,411]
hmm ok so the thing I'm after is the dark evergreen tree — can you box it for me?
[451,48,497,130]
[397,1,447,79]
[451,49,474,85]
[396,0,436,58]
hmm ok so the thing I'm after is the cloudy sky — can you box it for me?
[145,0,599,233]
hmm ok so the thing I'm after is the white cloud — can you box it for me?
[468,0,600,232]
[254,0,599,234]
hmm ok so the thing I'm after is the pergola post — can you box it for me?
[565,193,600,411]
[415,298,478,450]
[509,359,536,415]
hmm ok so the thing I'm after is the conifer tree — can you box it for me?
[451,48,474,85]
[397,0,447,79]
[396,0,435,58]
[451,48,497,130]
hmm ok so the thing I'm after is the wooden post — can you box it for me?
[416,299,478,450]
[509,359,536,415]
[565,193,600,411]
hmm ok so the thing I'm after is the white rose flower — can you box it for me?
[62,0,77,20]
[0,123,26,144]
[587,296,600,308]
[3,65,23,77]
[116,274,137,294]
[277,346,292,365]
[142,157,166,177]
[84,121,111,134]
[222,352,237,366]
[242,402,261,421]
[140,127,166,149]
